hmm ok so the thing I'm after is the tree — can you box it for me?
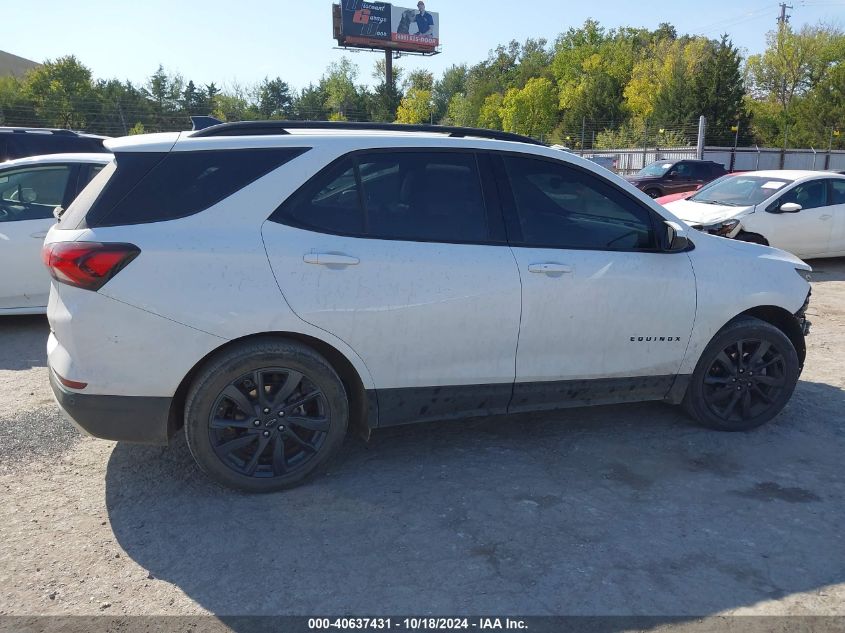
[182,80,207,114]
[370,59,402,122]
[444,93,474,126]
[500,77,558,139]
[257,77,293,119]
[324,58,362,119]
[395,88,432,124]
[432,64,467,123]
[293,83,329,120]
[477,93,503,130]
[23,56,95,128]
[403,69,434,93]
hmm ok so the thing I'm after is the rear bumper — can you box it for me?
[50,370,172,445]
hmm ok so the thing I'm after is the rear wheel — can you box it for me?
[644,188,662,199]
[184,339,348,492]
[683,317,799,431]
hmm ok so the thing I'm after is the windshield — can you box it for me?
[637,161,674,177]
[689,175,792,207]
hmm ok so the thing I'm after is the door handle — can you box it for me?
[30,231,49,239]
[303,253,360,266]
[528,263,573,274]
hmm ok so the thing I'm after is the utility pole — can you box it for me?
[777,3,792,27]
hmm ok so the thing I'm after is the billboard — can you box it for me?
[334,1,440,53]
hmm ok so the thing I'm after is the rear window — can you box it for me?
[64,148,308,228]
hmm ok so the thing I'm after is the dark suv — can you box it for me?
[625,159,727,198]
[0,127,109,162]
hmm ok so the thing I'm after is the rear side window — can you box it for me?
[829,179,845,205]
[503,155,656,251]
[273,150,489,243]
[74,148,307,228]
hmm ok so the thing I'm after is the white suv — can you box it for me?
[44,121,813,492]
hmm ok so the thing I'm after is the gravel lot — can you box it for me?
[0,259,844,623]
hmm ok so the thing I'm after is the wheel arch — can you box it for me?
[737,305,806,368]
[167,331,374,442]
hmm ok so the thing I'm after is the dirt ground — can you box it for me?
[0,259,844,624]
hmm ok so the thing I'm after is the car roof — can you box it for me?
[0,127,108,140]
[0,153,113,168]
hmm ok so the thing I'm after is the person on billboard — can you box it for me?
[414,2,434,35]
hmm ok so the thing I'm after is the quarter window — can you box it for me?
[828,179,845,205]
[275,151,490,243]
[502,156,656,250]
[0,165,72,223]
[89,148,308,227]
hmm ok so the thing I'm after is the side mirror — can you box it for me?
[662,221,690,252]
[780,202,802,213]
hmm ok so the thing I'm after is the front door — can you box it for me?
[759,178,834,258]
[495,154,697,411]
[0,164,77,310]
[262,149,522,425]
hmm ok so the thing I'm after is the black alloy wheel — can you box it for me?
[184,339,349,492]
[209,368,330,478]
[683,317,800,431]
[701,339,787,424]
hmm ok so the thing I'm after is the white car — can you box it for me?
[665,170,845,259]
[44,122,812,492]
[0,153,112,314]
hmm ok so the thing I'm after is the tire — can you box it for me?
[184,338,348,492]
[683,317,799,432]
[736,232,769,246]
[644,188,662,199]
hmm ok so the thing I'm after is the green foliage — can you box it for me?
[477,92,503,130]
[4,18,842,149]
[500,77,557,139]
[395,88,432,124]
[23,55,95,128]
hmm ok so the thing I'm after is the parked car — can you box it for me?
[584,155,618,173]
[0,153,112,314]
[626,159,727,198]
[45,122,811,492]
[665,170,845,259]
[0,127,109,162]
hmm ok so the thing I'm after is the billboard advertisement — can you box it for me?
[335,1,440,53]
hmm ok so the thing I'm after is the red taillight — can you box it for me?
[42,242,140,291]
[54,371,88,390]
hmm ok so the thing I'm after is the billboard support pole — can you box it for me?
[385,50,393,91]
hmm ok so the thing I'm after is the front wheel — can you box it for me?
[683,317,800,431]
[644,188,662,199]
[184,339,348,492]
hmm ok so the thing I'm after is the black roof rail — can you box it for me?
[0,126,85,136]
[190,120,547,146]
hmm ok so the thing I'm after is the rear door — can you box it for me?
[824,179,845,255]
[495,153,697,411]
[0,163,77,310]
[262,149,522,426]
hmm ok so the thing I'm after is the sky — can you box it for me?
[5,0,845,91]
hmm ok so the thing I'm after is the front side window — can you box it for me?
[0,165,72,223]
[770,179,828,212]
[503,156,655,250]
[275,151,490,244]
